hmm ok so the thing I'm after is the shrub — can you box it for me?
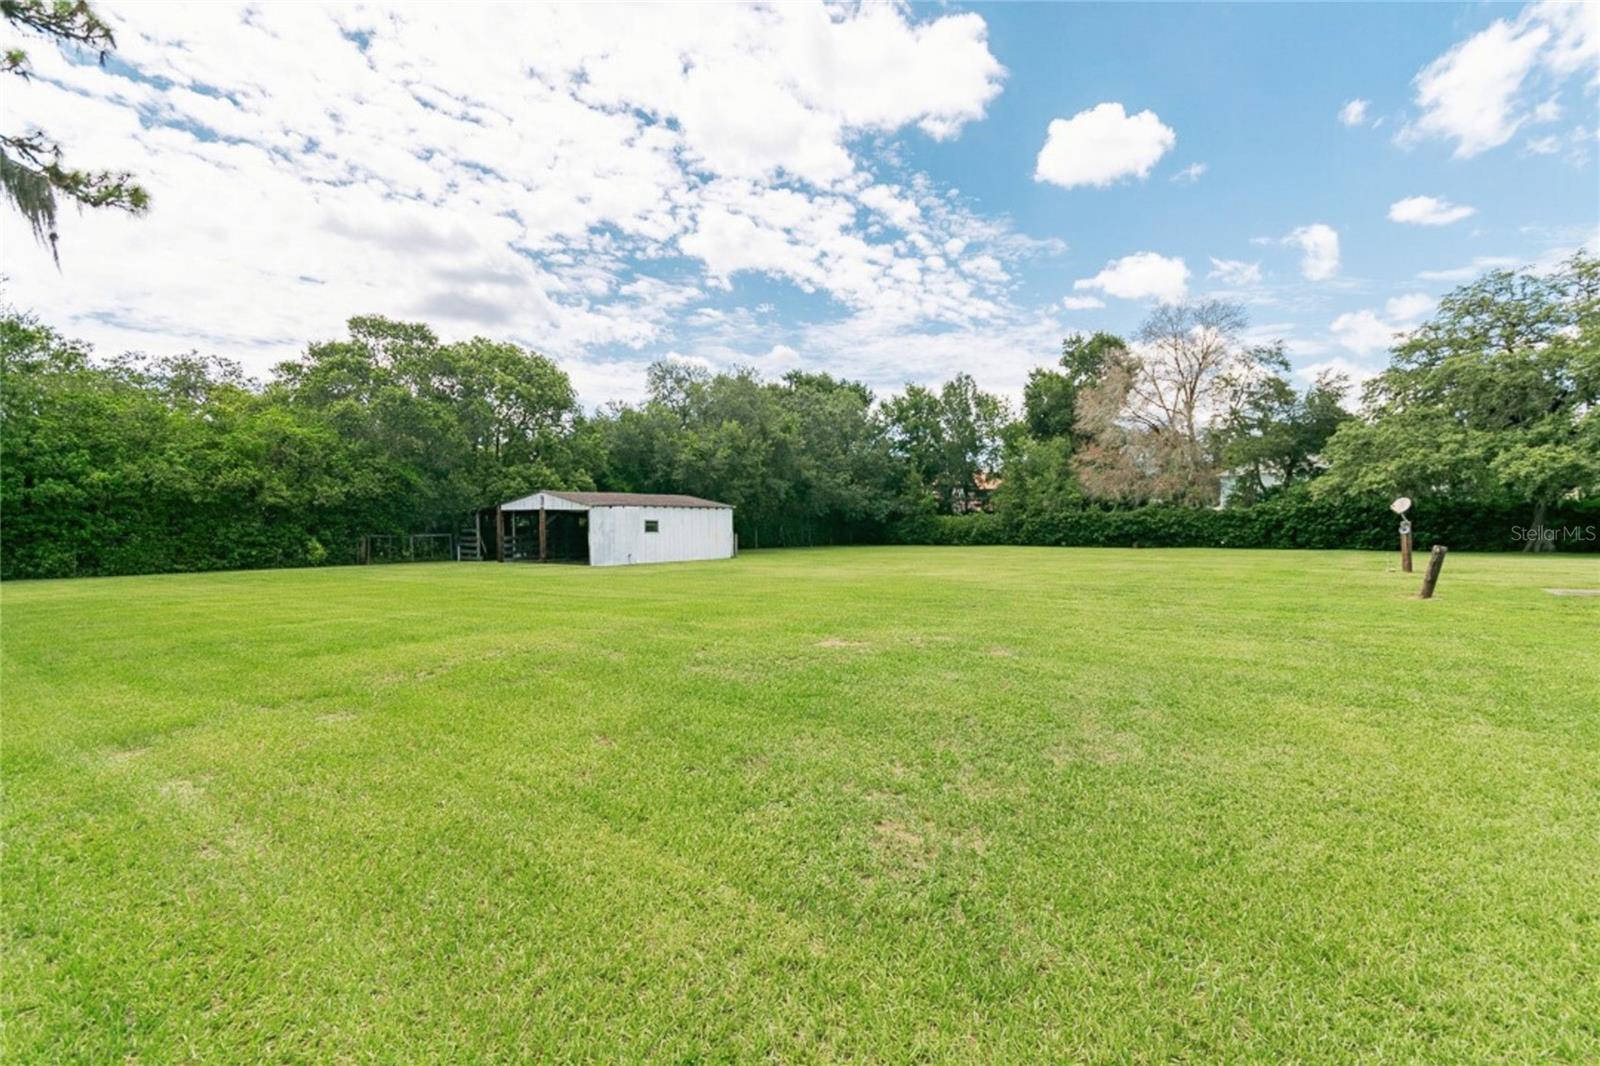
[892,491,1599,552]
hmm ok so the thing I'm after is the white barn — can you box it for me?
[479,491,735,567]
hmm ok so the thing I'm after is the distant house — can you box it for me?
[952,473,1002,514]
[465,492,735,567]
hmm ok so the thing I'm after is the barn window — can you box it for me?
[644,519,659,533]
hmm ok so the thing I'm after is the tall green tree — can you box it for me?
[273,316,589,530]
[1213,345,1351,505]
[882,375,1009,514]
[1317,253,1599,544]
[594,360,897,547]
[1022,332,1127,443]
[937,373,1009,511]
[1,309,365,577]
[2,0,149,260]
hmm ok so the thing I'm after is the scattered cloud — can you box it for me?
[794,311,1064,399]
[0,1,1017,401]
[1401,0,1600,158]
[1523,122,1598,163]
[1293,355,1384,391]
[745,343,801,372]
[1207,257,1263,286]
[1283,224,1341,281]
[1328,311,1395,357]
[1034,102,1176,189]
[1384,292,1435,322]
[0,1,1590,412]
[1329,292,1434,356]
[1387,195,1476,226]
[1416,255,1521,282]
[1073,252,1189,303]
[1338,99,1371,127]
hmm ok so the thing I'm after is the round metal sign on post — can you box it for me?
[1393,498,1415,572]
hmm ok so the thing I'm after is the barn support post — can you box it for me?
[496,505,505,562]
[539,505,547,562]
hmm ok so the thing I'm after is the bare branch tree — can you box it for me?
[1074,300,1261,505]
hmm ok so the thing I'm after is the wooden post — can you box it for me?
[539,505,547,562]
[1400,520,1413,573]
[496,506,505,562]
[1418,545,1446,599]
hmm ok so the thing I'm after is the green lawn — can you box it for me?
[3,548,1598,1062]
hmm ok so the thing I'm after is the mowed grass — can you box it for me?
[3,548,1598,1063]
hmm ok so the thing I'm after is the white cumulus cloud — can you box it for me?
[1402,0,1600,158]
[1034,102,1176,189]
[1329,293,1435,356]
[1329,311,1400,357]
[1283,224,1341,281]
[1073,252,1189,303]
[1387,195,1477,226]
[1060,295,1106,311]
[1384,293,1436,323]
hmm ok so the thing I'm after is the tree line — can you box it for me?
[2,253,1595,578]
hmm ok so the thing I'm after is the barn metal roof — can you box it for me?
[542,491,732,509]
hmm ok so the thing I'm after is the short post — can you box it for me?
[539,505,547,562]
[1418,545,1447,599]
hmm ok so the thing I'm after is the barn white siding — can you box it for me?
[587,505,734,567]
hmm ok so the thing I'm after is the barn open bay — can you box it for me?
[4,548,1597,1061]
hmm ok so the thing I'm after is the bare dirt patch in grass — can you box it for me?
[872,818,932,873]
[1048,716,1145,767]
[159,779,205,804]
[98,746,149,767]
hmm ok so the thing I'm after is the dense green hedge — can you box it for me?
[892,494,1600,552]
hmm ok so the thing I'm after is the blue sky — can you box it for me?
[962,3,1597,333]
[3,1,1596,406]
